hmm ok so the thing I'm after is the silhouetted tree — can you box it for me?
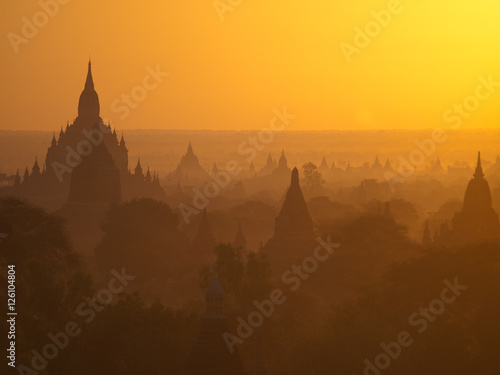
[302,162,325,188]
[0,197,92,373]
[199,243,272,310]
[287,243,500,375]
[62,294,198,375]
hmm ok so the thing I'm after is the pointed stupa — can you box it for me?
[266,153,273,165]
[278,150,287,169]
[263,167,316,265]
[384,158,393,171]
[78,59,100,118]
[259,152,276,175]
[274,167,313,238]
[134,158,143,176]
[372,155,383,169]
[319,156,329,172]
[273,150,291,177]
[50,133,57,147]
[22,167,30,184]
[172,142,208,183]
[433,158,444,173]
[473,151,484,179]
[330,160,338,171]
[31,157,41,176]
[154,172,161,187]
[462,152,491,210]
[449,153,500,245]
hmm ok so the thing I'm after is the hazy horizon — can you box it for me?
[2,1,500,374]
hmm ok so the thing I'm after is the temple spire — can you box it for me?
[319,156,329,171]
[278,149,288,169]
[372,155,382,169]
[474,151,484,179]
[85,59,94,89]
[78,59,100,117]
[135,158,143,176]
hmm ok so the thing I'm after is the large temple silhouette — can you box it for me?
[263,167,316,269]
[431,152,500,246]
[3,61,163,209]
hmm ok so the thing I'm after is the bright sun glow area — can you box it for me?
[1,0,500,131]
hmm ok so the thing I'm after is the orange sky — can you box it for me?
[1,0,500,131]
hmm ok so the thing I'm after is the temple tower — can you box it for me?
[451,152,500,244]
[264,168,315,267]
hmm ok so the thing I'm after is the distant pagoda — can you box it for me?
[170,142,209,185]
[451,152,500,243]
[271,150,291,180]
[433,152,500,246]
[2,60,163,209]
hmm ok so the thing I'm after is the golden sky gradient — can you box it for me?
[1,0,500,131]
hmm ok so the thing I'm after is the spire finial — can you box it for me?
[474,151,484,179]
[85,59,94,89]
